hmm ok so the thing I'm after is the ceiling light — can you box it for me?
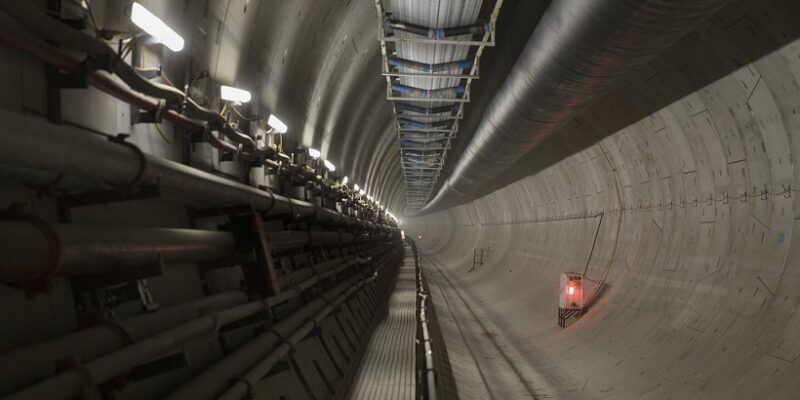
[308,148,321,159]
[342,176,349,185]
[131,2,184,52]
[359,189,365,195]
[323,160,335,171]
[267,114,287,133]
[220,85,251,103]
[354,184,360,191]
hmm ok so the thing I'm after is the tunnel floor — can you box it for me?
[338,247,417,399]
[422,254,572,400]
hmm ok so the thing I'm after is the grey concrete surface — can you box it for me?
[2,0,800,398]
[339,248,417,399]
[407,1,800,398]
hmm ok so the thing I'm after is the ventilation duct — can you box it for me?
[420,0,732,214]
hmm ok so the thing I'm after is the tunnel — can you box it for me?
[0,0,799,399]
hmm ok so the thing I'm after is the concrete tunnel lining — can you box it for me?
[0,0,799,398]
[407,0,800,398]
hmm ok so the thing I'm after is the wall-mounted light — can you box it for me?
[220,85,251,103]
[323,160,336,171]
[267,114,287,133]
[308,148,321,159]
[342,176,349,185]
[131,2,184,52]
[354,184,360,192]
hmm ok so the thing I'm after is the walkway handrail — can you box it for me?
[410,240,438,400]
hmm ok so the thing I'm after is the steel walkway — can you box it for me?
[337,246,417,399]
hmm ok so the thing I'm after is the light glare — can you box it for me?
[267,114,288,133]
[308,148,321,158]
[220,85,251,103]
[131,3,184,52]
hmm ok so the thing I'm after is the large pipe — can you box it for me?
[2,248,394,400]
[392,83,464,98]
[217,276,376,400]
[0,222,234,283]
[0,108,389,230]
[383,18,489,39]
[395,103,460,115]
[0,219,380,284]
[388,56,472,73]
[163,249,399,399]
[0,290,248,396]
[421,0,731,213]
[398,118,454,129]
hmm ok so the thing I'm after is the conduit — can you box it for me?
[217,276,378,400]
[395,103,460,115]
[3,248,395,400]
[388,56,472,73]
[399,119,454,129]
[392,83,465,98]
[0,109,387,230]
[0,291,248,396]
[383,18,489,39]
[0,28,274,162]
[163,249,399,400]
[421,0,732,213]
[0,223,234,283]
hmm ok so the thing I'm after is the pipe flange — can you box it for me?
[105,135,148,192]
[232,376,254,399]
[54,357,95,400]
[264,187,276,213]
[23,215,62,298]
[78,318,134,347]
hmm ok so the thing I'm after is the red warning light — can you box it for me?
[559,273,584,311]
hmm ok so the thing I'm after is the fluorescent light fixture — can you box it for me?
[131,2,184,52]
[220,85,251,103]
[323,159,336,171]
[308,148,321,158]
[267,114,287,133]
[342,176,349,185]
[354,184,360,191]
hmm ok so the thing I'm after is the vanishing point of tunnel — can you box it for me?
[1,0,799,399]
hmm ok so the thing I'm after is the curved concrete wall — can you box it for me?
[408,1,800,398]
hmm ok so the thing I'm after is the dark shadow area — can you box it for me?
[438,0,800,206]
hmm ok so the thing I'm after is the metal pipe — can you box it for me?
[163,249,398,400]
[0,109,386,229]
[268,231,355,253]
[217,276,376,400]
[0,222,234,283]
[421,0,731,213]
[0,290,248,396]
[2,249,395,400]
[392,83,464,98]
[395,103,459,115]
[388,56,472,72]
[0,28,272,161]
[383,18,489,39]
[398,119,454,129]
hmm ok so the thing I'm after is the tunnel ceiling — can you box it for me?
[168,0,405,212]
[154,0,536,218]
